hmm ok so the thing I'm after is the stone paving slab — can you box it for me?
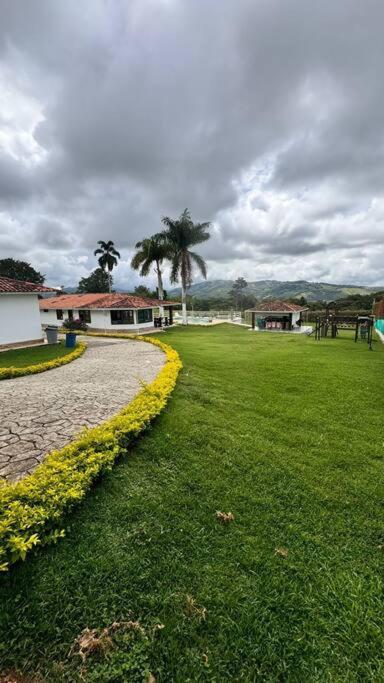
[0,336,165,482]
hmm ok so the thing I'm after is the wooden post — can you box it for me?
[252,312,256,330]
[169,306,173,325]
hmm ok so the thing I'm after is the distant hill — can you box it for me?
[168,279,383,302]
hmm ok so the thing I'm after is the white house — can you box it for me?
[247,300,309,332]
[0,276,57,348]
[39,293,179,332]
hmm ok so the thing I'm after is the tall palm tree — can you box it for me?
[160,209,211,324]
[94,240,121,293]
[131,236,170,315]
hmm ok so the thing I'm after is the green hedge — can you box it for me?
[0,334,181,569]
[0,342,86,380]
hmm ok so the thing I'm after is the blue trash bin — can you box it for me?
[65,332,77,348]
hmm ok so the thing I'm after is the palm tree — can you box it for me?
[94,240,121,293]
[160,209,211,324]
[131,236,170,316]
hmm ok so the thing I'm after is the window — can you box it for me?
[137,308,153,324]
[43,309,49,313]
[67,310,73,321]
[110,310,134,325]
[79,309,91,323]
[56,309,63,320]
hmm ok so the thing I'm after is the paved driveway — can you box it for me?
[0,336,165,482]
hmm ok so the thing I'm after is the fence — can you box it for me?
[177,310,245,321]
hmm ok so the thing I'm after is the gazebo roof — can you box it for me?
[247,300,308,313]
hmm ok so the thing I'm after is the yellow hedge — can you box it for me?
[0,341,87,380]
[0,334,181,570]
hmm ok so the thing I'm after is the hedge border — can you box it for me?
[0,341,87,381]
[0,333,182,569]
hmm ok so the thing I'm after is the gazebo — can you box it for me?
[246,300,308,332]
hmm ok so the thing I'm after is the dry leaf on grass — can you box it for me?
[184,595,207,621]
[152,623,165,634]
[202,653,209,666]
[275,546,289,558]
[69,627,113,662]
[147,675,156,683]
[215,511,235,524]
[69,620,145,662]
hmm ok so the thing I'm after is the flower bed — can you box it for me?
[0,341,87,380]
[0,334,181,570]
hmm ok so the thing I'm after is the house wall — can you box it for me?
[40,309,58,325]
[291,312,301,325]
[0,293,44,346]
[40,307,158,330]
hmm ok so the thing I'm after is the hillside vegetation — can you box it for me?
[169,279,383,302]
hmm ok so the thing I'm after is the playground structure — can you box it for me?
[310,305,374,350]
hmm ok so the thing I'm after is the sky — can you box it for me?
[0,0,383,290]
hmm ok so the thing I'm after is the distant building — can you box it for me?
[246,300,309,332]
[39,293,179,332]
[0,276,57,348]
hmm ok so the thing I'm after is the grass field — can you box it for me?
[0,340,74,368]
[1,325,383,681]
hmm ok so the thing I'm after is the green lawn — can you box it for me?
[1,325,383,681]
[0,340,74,368]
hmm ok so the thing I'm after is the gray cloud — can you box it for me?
[0,0,383,288]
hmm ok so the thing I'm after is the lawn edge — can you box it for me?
[0,341,87,380]
[0,334,182,569]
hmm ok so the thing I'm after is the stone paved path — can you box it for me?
[0,336,165,482]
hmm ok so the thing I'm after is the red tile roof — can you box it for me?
[247,300,308,313]
[0,276,58,294]
[39,293,179,310]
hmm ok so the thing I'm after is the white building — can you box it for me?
[39,293,179,332]
[247,301,309,332]
[0,276,57,348]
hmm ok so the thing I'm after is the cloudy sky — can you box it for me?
[0,0,383,290]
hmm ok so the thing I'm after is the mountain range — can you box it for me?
[168,279,383,302]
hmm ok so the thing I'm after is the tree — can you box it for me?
[131,235,170,316]
[287,296,308,307]
[134,285,152,298]
[77,267,112,293]
[94,240,121,293]
[229,277,248,310]
[0,258,45,284]
[160,209,211,324]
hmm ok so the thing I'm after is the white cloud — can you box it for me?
[0,0,383,289]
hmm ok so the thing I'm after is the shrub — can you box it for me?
[0,334,181,569]
[63,318,88,331]
[0,342,87,381]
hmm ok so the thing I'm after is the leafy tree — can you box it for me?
[334,292,384,310]
[0,258,45,284]
[77,268,112,293]
[131,236,170,314]
[94,240,121,293]
[287,296,308,307]
[229,277,248,310]
[133,285,152,298]
[160,209,211,324]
